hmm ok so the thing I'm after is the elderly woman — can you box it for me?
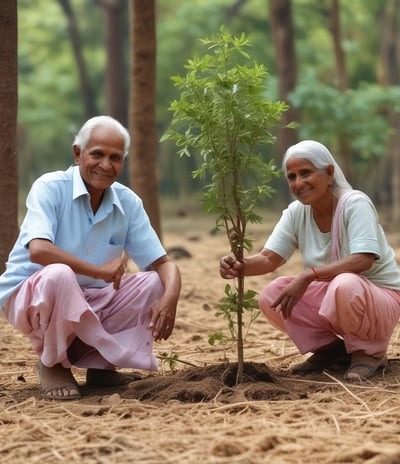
[220,140,400,382]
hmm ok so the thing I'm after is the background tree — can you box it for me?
[269,0,299,161]
[327,0,352,178]
[129,0,161,238]
[58,0,98,119]
[378,0,400,228]
[14,0,400,226]
[100,0,128,126]
[0,0,18,272]
[100,0,129,186]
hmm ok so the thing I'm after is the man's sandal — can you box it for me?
[344,354,388,382]
[291,340,350,374]
[37,360,81,401]
[86,368,143,387]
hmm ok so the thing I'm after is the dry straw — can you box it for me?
[1,224,400,463]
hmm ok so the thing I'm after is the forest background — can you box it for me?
[15,0,400,206]
[2,0,400,262]
[2,3,400,462]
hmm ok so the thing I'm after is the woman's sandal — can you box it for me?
[344,353,388,382]
[37,360,81,401]
[291,340,350,374]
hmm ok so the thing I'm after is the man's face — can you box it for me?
[73,125,125,196]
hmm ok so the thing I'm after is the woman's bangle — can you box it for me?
[311,267,319,281]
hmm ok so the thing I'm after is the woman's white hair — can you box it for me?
[73,115,130,157]
[282,140,352,192]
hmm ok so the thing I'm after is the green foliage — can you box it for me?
[17,0,105,189]
[162,28,284,252]
[158,352,180,372]
[162,28,287,382]
[289,69,397,183]
[208,284,259,350]
[17,0,396,201]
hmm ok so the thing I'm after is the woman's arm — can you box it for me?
[273,252,375,319]
[220,248,286,279]
[302,252,375,282]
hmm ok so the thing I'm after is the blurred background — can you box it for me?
[16,0,400,226]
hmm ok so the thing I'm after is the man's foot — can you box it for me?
[37,360,81,401]
[291,339,350,374]
[86,368,143,387]
[344,352,387,382]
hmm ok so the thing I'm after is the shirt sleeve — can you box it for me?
[123,191,166,269]
[342,194,381,258]
[19,178,60,248]
[264,203,299,261]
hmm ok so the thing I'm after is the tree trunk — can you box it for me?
[100,0,128,126]
[129,0,162,239]
[0,0,18,273]
[328,0,352,179]
[269,0,299,162]
[100,0,129,186]
[379,0,400,228]
[329,0,348,91]
[58,0,98,119]
[225,0,248,21]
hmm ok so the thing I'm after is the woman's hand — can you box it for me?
[271,272,313,319]
[219,255,243,279]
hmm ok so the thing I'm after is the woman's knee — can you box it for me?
[329,273,364,299]
[259,276,292,309]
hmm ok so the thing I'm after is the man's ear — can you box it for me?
[73,145,81,164]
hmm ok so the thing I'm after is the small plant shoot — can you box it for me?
[162,27,288,384]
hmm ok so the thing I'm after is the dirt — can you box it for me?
[1,211,400,463]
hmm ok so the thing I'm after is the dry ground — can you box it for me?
[1,208,400,464]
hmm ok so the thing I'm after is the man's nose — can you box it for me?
[99,157,112,169]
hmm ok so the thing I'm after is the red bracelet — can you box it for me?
[311,267,319,281]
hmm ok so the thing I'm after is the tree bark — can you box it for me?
[329,0,348,91]
[58,0,98,119]
[269,0,299,162]
[0,0,18,273]
[100,0,128,126]
[328,0,352,179]
[379,0,400,227]
[129,0,162,239]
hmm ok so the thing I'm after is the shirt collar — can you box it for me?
[71,166,125,215]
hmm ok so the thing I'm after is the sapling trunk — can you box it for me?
[235,273,245,385]
[228,167,246,385]
[161,28,288,385]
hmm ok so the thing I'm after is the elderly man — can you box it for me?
[0,115,181,400]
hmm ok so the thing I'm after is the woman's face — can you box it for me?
[285,157,334,206]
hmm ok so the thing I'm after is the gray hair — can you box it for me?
[73,115,130,157]
[282,140,352,192]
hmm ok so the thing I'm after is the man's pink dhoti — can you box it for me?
[2,263,164,370]
[259,273,400,356]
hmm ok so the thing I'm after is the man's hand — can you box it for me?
[97,257,127,290]
[148,298,177,341]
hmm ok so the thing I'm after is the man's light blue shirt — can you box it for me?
[0,166,166,307]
